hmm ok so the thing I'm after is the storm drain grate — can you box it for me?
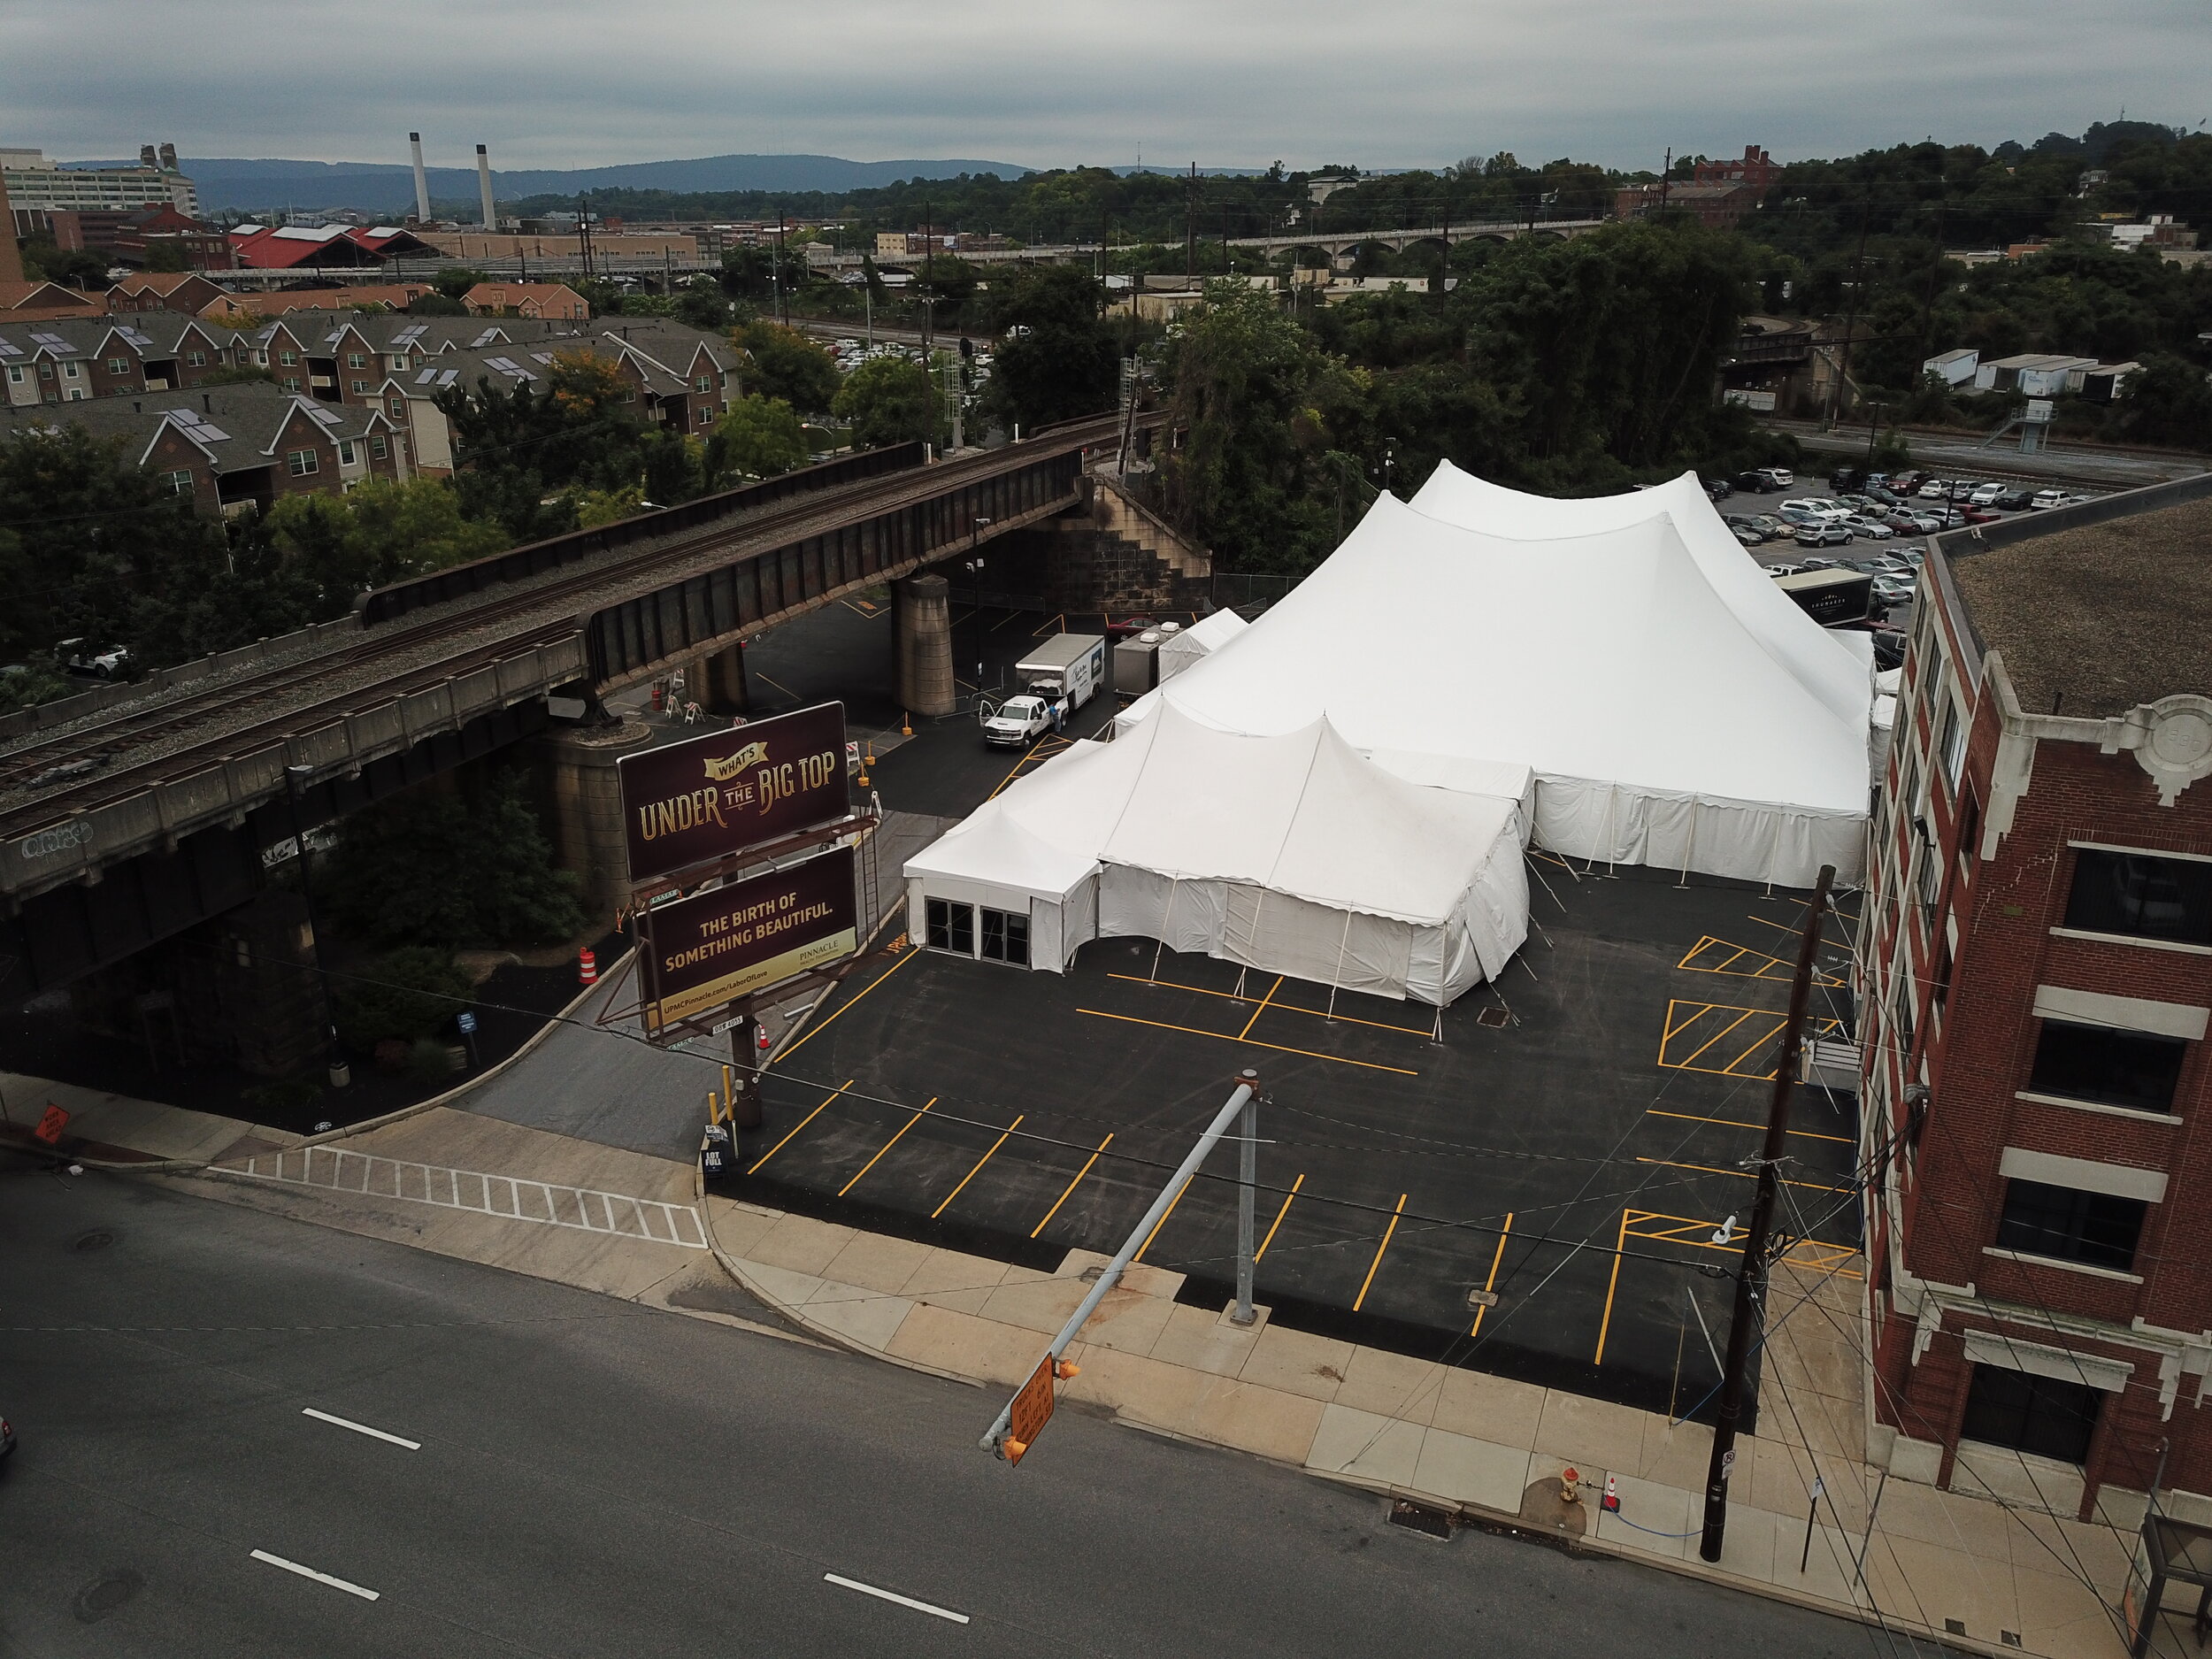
[1389,1498,1455,1540]
[1475,1007,1511,1029]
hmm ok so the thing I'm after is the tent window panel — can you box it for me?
[979,907,1029,966]
[1960,1363,2101,1465]
[926,897,974,956]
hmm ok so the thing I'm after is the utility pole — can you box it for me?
[1658,148,1672,216]
[1699,864,1835,1563]
[1185,163,1196,288]
[774,216,788,327]
[922,201,934,357]
[1825,192,1874,430]
[577,193,594,281]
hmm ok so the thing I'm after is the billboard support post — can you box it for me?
[731,1016,764,1130]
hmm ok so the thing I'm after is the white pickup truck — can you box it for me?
[982,695,1057,748]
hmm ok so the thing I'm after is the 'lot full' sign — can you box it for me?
[618,703,849,883]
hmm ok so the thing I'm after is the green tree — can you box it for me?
[142,241,191,274]
[334,947,474,1049]
[19,240,108,289]
[985,265,1118,429]
[710,395,808,480]
[266,477,508,594]
[405,292,467,316]
[320,771,584,950]
[2106,353,2212,449]
[672,276,733,331]
[737,322,839,413]
[833,356,936,449]
[434,265,488,300]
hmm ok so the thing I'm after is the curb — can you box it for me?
[67,946,637,1177]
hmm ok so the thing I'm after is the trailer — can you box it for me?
[1013,633,1106,712]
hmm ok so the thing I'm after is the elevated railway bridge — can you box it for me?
[0,412,1159,1007]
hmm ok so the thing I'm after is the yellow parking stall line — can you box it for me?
[1032,1133,1112,1239]
[749,1079,856,1174]
[1622,1210,1864,1279]
[1716,1018,1792,1078]
[757,672,801,701]
[1237,977,1285,1041]
[988,735,1055,800]
[1353,1194,1408,1312]
[1594,1209,1631,1363]
[1633,1155,1854,1195]
[1660,1000,1711,1048]
[777,948,917,1062]
[1078,1009,1419,1077]
[837,1097,937,1197]
[1674,1005,1763,1071]
[1255,1173,1305,1263]
[1470,1211,1513,1338]
[932,1115,1024,1218]
[1133,1172,1194,1264]
[1646,1108,1853,1146]
[1747,911,1856,956]
[1108,974,1432,1039]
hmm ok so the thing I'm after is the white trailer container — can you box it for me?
[1014,633,1105,712]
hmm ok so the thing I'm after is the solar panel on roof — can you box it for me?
[530,351,553,364]
[30,332,68,347]
[0,342,19,357]
[119,329,153,347]
[438,369,459,386]
[470,329,499,347]
[195,425,230,442]
[414,368,437,384]
[484,356,519,373]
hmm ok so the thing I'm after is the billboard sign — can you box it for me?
[641,845,857,1033]
[618,703,850,885]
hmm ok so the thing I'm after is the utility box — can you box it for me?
[1115,632,1164,696]
[1775,568,1873,626]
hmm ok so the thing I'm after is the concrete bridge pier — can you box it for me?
[532,718,657,930]
[895,572,956,719]
[694,643,749,718]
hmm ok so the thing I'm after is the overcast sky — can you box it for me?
[11,0,2208,173]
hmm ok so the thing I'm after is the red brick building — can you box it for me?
[1861,480,2212,1527]
[1695,144,1781,191]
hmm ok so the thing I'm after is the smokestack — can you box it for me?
[158,142,178,172]
[475,143,496,231]
[410,133,431,223]
[140,144,157,170]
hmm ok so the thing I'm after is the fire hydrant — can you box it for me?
[1560,1466,1582,1505]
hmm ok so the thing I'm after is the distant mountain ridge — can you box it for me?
[61,152,1040,213]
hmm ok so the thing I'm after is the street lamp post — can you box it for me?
[969,516,992,685]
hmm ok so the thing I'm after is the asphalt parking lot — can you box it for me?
[724,854,1863,1431]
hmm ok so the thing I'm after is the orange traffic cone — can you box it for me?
[579,947,597,985]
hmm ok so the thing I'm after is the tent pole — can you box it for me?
[1325,909,1353,1021]
[1677,802,1696,889]
[1150,875,1179,982]
[1432,1002,1444,1044]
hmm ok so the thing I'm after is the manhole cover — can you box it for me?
[1475,1006,1511,1028]
[70,1229,115,1254]
[1389,1498,1454,1540]
[73,1569,142,1624]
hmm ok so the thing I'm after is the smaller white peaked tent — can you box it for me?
[1157,606,1248,682]
[904,700,1530,1004]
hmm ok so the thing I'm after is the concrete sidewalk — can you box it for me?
[0,1070,288,1165]
[37,1068,2166,1659]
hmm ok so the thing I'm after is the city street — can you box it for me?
[0,1162,1890,1658]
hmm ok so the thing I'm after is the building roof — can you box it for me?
[0,381,384,475]
[0,280,104,318]
[463,281,588,315]
[0,311,234,363]
[1947,489,2212,718]
[205,284,434,319]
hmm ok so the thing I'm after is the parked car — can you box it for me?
[2031,488,2073,511]
[1723,514,1770,540]
[1776,507,1824,528]
[1947,479,1984,502]
[1865,487,1903,507]
[1969,482,2007,506]
[1732,470,1772,492]
[1764,562,1805,578]
[1916,479,1952,499]
[56,639,130,679]
[1794,522,1855,549]
[1866,555,1916,577]
[1702,478,1733,501]
[1795,556,1847,571]
[1994,488,2033,511]
[1871,577,1916,608]
[1780,498,1852,522]
[1840,515,1895,540]
[1103,614,1160,637]
[1730,525,1763,548]
[1881,509,1926,534]
[1756,466,1794,489]
[1929,507,1969,530]
[1894,547,1925,566]
[1962,505,2004,525]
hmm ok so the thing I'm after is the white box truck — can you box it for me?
[985,633,1105,748]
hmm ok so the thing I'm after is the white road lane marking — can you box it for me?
[302,1408,421,1450]
[824,1572,971,1624]
[250,1549,380,1601]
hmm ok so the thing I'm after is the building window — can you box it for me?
[279,350,297,367]
[5,365,20,383]
[2029,1019,2187,1112]
[389,396,406,417]
[1958,789,1981,871]
[62,362,80,378]
[1932,930,1954,1017]
[1959,1365,2101,1464]
[1892,963,1916,1056]
[338,440,357,465]
[388,355,409,372]
[979,908,1030,966]
[1996,1178,2147,1271]
[105,357,130,375]
[696,406,713,426]
[1938,702,1964,787]
[2065,849,2212,948]
[254,350,269,365]
[347,352,366,369]
[350,380,370,395]
[925,897,974,956]
[286,449,319,477]
[187,349,208,367]
[370,434,388,459]
[695,375,712,392]
[164,469,193,495]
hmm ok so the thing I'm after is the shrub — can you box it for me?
[335,947,473,1049]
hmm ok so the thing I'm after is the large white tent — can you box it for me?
[904,699,1528,1004]
[1133,488,1870,886]
[1156,606,1248,682]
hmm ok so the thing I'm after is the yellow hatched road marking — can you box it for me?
[1679,934,1846,987]
[1621,1209,1863,1279]
[778,949,916,1062]
[1646,1107,1853,1145]
[1633,1155,1854,1195]
[1032,1133,1112,1239]
[1108,974,1433,1039]
[1237,977,1285,1041]
[1078,1009,1419,1076]
[838,1097,937,1197]
[1595,1208,1630,1363]
[1657,999,1841,1079]
[932,1114,1024,1219]
[1353,1194,1408,1312]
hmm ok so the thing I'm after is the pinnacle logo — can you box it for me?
[703,741,768,782]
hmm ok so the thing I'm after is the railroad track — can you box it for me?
[0,413,1136,841]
